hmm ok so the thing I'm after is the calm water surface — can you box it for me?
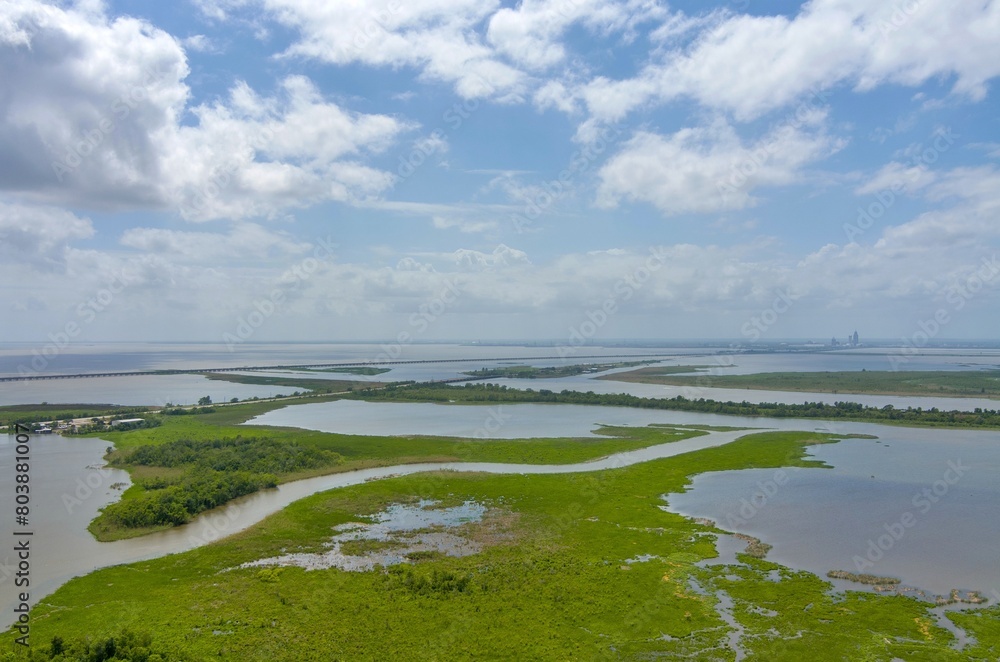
[2,344,998,630]
[0,425,751,630]
[666,429,1000,598]
[1,344,996,408]
[2,403,998,631]
[249,400,1000,600]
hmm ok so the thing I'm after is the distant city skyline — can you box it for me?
[2,1,999,345]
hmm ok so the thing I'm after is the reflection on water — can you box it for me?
[0,374,288,408]
[3,401,998,632]
[0,435,131,627]
[664,430,1000,599]
[0,425,752,630]
[250,401,1000,600]
[3,343,998,409]
[240,500,487,572]
[245,400,699,439]
[483,372,1000,412]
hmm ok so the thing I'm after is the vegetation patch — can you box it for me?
[291,366,391,376]
[90,436,343,540]
[827,570,901,586]
[602,366,1000,399]
[462,360,657,380]
[199,372,391,393]
[349,381,1000,428]
[734,533,772,559]
[11,430,999,660]
[80,404,704,541]
[239,499,490,573]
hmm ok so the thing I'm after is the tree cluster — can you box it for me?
[2,629,178,662]
[101,436,342,530]
[351,382,1000,428]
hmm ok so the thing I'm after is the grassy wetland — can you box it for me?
[5,423,999,661]
[82,398,708,541]
[602,366,1000,399]
[5,378,1000,659]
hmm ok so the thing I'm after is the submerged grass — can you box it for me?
[7,430,998,660]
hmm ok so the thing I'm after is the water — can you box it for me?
[2,343,999,631]
[0,426,754,630]
[482,373,1000,411]
[2,343,996,409]
[244,400,730,439]
[247,400,1000,601]
[0,374,285,408]
[697,351,1000,375]
[664,428,1000,598]
[0,342,682,406]
[240,499,488,572]
[0,434,131,625]
[0,342,686,378]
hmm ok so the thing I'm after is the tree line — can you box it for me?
[349,382,1000,428]
[100,436,343,530]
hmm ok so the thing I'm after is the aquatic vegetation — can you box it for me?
[84,405,705,540]
[11,430,999,660]
[352,381,1000,428]
[239,500,490,573]
[827,570,901,586]
[603,366,1000,400]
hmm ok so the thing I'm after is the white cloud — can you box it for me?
[256,0,527,100]
[533,80,581,114]
[0,202,94,271]
[396,257,436,272]
[855,161,937,196]
[564,0,1000,127]
[873,166,1000,251]
[182,34,213,52]
[166,76,410,220]
[597,115,843,215]
[119,223,313,262]
[453,244,531,270]
[234,0,671,104]
[0,1,410,221]
[0,1,189,207]
[486,0,666,70]
[432,216,498,233]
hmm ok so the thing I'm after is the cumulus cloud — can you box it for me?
[167,76,410,220]
[432,216,498,233]
[566,0,1000,126]
[597,115,843,215]
[216,0,670,103]
[119,223,313,262]
[0,202,94,270]
[453,244,531,271]
[255,0,527,101]
[0,1,410,220]
[487,0,667,70]
[855,161,937,197]
[874,166,1000,251]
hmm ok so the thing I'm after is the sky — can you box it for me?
[1,0,999,346]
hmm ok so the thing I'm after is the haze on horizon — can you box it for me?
[1,1,999,346]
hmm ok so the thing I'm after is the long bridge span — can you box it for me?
[0,353,679,383]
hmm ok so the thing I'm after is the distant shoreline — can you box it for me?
[599,366,1000,401]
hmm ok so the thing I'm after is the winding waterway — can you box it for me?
[0,425,752,630]
[3,400,998,632]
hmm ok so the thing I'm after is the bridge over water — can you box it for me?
[0,353,676,382]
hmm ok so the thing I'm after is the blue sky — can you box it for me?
[1,0,999,345]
